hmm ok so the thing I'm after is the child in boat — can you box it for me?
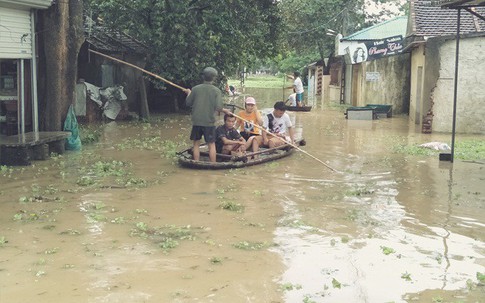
[215,114,247,155]
[235,97,263,153]
[262,101,295,148]
[285,93,297,106]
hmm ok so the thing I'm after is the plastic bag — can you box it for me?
[64,105,82,151]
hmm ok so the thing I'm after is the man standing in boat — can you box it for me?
[185,67,231,162]
[287,71,304,107]
[262,101,295,148]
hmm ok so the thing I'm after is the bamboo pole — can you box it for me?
[230,112,338,172]
[88,49,187,92]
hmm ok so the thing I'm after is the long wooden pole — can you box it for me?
[230,112,338,172]
[88,49,187,92]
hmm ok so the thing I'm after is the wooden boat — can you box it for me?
[178,140,304,169]
[286,105,312,112]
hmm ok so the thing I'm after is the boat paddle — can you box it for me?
[230,112,338,172]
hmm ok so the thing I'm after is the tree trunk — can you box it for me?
[37,0,84,131]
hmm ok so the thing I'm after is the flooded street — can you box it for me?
[1,88,484,303]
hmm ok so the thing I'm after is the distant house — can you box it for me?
[76,19,150,121]
[406,0,485,133]
[0,0,53,136]
[335,16,410,114]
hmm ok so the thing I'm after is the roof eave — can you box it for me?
[0,0,53,9]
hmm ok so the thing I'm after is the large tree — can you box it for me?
[86,0,281,87]
[278,0,407,73]
[37,0,85,131]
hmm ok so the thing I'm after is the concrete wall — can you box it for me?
[409,44,426,124]
[360,53,410,114]
[429,36,485,134]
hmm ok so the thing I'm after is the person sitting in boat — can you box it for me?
[285,93,297,107]
[216,114,247,155]
[235,97,263,153]
[262,101,295,148]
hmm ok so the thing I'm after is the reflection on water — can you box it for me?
[0,87,484,303]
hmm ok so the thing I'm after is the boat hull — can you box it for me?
[177,141,301,170]
[286,106,312,112]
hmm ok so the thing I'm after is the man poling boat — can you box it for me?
[88,49,336,172]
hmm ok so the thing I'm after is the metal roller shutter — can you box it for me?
[0,6,32,59]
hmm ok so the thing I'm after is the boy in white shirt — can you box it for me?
[262,101,295,148]
[286,93,297,106]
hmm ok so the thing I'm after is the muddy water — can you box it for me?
[1,88,484,303]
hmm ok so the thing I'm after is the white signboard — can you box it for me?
[366,72,380,82]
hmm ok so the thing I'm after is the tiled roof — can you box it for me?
[439,0,485,8]
[342,16,408,41]
[410,0,485,37]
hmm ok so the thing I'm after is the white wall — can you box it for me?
[432,37,485,133]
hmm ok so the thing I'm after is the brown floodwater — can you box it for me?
[1,87,484,303]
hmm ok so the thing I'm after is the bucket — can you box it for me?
[439,153,452,161]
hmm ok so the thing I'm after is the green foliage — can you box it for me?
[229,75,285,88]
[455,140,485,160]
[86,0,282,88]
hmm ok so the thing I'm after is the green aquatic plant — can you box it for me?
[59,229,81,235]
[0,165,14,176]
[401,272,412,281]
[118,177,147,188]
[130,223,196,252]
[303,296,317,303]
[219,200,244,212]
[280,283,302,291]
[332,278,341,289]
[346,187,374,196]
[111,217,126,224]
[79,125,101,145]
[0,236,7,247]
[76,176,96,187]
[232,241,268,250]
[477,272,485,283]
[209,257,223,264]
[44,247,59,254]
[381,246,395,255]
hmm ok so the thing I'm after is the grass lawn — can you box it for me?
[228,75,288,89]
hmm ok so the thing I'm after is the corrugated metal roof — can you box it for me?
[410,0,485,36]
[341,16,408,41]
[85,23,148,54]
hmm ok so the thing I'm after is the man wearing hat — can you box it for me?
[185,67,231,162]
[235,96,263,153]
